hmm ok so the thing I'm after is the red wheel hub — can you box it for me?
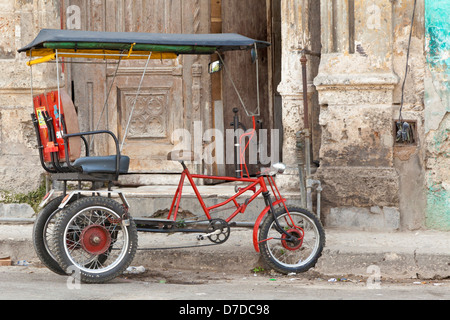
[80,225,111,255]
[281,228,304,251]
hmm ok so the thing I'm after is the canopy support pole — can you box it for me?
[55,50,62,131]
[29,49,33,106]
[90,54,124,152]
[217,48,261,118]
[120,52,153,152]
[255,43,260,118]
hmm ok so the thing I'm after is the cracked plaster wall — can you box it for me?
[424,0,450,230]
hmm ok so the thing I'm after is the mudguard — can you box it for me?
[252,198,286,253]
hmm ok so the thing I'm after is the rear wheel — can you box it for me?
[33,195,85,275]
[33,196,67,275]
[54,196,138,284]
[259,206,325,274]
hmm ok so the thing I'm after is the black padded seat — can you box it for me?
[72,155,130,174]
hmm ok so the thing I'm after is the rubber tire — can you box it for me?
[32,196,67,275]
[53,196,138,284]
[33,195,87,275]
[259,206,325,274]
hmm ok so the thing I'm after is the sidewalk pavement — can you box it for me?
[0,223,449,280]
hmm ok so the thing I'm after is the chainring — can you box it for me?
[207,219,231,244]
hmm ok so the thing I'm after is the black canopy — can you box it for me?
[18,29,270,54]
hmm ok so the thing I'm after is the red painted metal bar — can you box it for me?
[206,179,261,212]
[265,175,278,201]
[172,173,186,221]
[183,168,213,220]
[225,188,263,223]
[168,173,182,219]
[269,175,293,222]
[168,171,186,221]
[191,174,258,183]
[269,175,283,199]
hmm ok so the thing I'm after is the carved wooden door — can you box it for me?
[63,0,211,182]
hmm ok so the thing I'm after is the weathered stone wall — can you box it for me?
[0,0,60,196]
[277,0,447,231]
[276,0,321,191]
[392,0,427,231]
[314,0,402,231]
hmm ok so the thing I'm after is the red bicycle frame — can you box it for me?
[166,116,295,253]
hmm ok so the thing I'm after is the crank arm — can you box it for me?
[197,229,221,241]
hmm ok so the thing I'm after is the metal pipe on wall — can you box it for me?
[298,50,322,219]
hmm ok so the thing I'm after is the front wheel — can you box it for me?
[53,197,138,284]
[259,206,325,274]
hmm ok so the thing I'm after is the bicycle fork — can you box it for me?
[262,191,301,243]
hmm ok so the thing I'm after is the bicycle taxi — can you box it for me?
[19,29,325,284]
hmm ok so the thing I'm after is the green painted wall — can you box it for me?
[425,0,450,230]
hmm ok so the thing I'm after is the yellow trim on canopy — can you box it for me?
[27,53,56,66]
[26,49,177,66]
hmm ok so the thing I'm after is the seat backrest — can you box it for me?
[33,94,52,163]
[59,90,81,161]
[33,90,81,163]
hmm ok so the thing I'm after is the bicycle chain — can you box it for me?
[137,218,230,251]
[137,242,223,251]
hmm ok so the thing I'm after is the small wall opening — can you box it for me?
[394,120,417,145]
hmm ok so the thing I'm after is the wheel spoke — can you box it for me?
[58,202,132,275]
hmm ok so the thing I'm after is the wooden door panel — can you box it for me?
[104,0,183,33]
[113,66,184,173]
